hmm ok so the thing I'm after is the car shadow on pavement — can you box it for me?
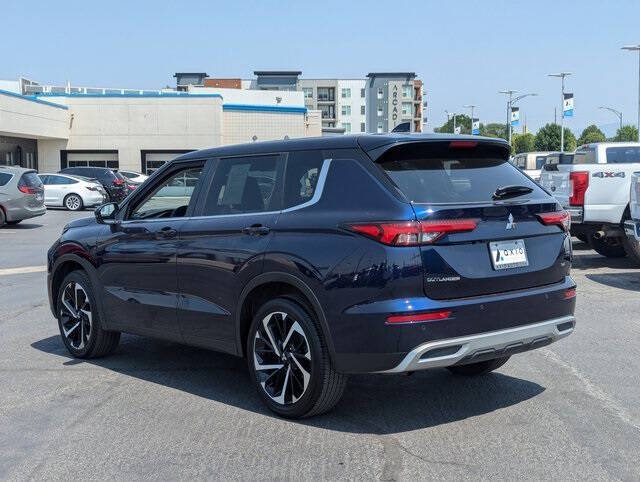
[585,273,640,291]
[31,334,545,434]
[2,222,43,230]
[571,252,636,271]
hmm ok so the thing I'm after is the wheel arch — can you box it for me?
[235,272,335,363]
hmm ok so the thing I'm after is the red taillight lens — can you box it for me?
[347,219,477,245]
[564,288,577,299]
[537,211,571,232]
[18,185,38,194]
[113,177,124,186]
[386,310,452,324]
[569,171,589,206]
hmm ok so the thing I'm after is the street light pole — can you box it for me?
[548,72,572,151]
[499,90,516,144]
[622,45,640,141]
[463,104,477,134]
[445,110,457,134]
[598,106,623,137]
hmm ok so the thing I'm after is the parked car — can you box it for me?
[47,134,576,418]
[119,170,149,184]
[624,172,640,242]
[0,166,46,226]
[510,151,551,181]
[58,167,129,203]
[539,142,640,263]
[38,173,108,211]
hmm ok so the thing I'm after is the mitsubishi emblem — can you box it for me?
[506,213,516,230]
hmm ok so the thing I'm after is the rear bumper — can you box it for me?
[376,316,575,373]
[567,206,583,224]
[4,203,46,221]
[624,220,640,240]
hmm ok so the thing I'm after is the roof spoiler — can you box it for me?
[362,137,511,162]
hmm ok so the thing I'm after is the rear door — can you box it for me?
[375,140,570,300]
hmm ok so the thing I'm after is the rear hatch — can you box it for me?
[374,140,570,300]
[18,171,45,207]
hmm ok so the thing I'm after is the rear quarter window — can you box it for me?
[20,171,43,188]
[0,172,13,186]
[378,142,546,204]
[574,148,596,164]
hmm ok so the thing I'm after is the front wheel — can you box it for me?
[64,194,84,211]
[247,298,347,418]
[447,356,510,376]
[590,236,626,258]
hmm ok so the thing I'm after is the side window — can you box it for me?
[38,175,50,185]
[535,156,547,169]
[129,165,204,220]
[203,155,281,215]
[283,150,325,208]
[0,173,13,186]
[606,146,640,164]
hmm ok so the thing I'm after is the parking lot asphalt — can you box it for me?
[1,209,639,480]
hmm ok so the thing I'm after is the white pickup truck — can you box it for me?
[539,142,640,264]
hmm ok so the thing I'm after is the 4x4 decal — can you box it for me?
[592,171,625,178]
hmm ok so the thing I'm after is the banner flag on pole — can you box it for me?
[563,93,574,117]
[510,107,520,127]
[454,126,461,135]
[472,118,480,135]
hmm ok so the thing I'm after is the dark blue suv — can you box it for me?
[47,134,576,418]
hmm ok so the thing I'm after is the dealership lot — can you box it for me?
[1,210,639,480]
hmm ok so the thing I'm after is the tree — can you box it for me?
[578,125,606,146]
[512,133,535,154]
[434,114,472,134]
[615,124,639,142]
[534,123,577,152]
[479,123,508,140]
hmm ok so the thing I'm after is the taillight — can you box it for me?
[346,219,477,245]
[537,211,571,232]
[569,171,589,206]
[386,310,452,324]
[18,185,39,194]
[564,288,577,299]
[113,177,124,186]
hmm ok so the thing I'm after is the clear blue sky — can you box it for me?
[4,0,640,135]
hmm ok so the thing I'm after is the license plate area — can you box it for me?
[489,239,529,270]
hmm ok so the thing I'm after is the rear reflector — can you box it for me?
[537,211,571,232]
[569,171,589,206]
[449,140,478,148]
[564,288,577,299]
[346,219,477,245]
[386,310,452,324]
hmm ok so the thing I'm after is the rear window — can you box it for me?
[535,156,547,169]
[19,171,43,188]
[0,172,12,186]
[606,146,640,163]
[574,147,597,164]
[378,143,544,204]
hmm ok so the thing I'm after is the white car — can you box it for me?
[510,151,551,181]
[38,173,108,211]
[539,142,640,264]
[119,170,149,184]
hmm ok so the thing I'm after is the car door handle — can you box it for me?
[242,224,270,236]
[157,227,177,239]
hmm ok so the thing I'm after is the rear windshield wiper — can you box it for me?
[492,185,533,200]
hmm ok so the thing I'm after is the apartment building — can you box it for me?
[365,72,424,134]
[297,79,366,133]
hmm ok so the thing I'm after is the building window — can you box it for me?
[302,87,313,98]
[326,122,335,127]
[360,105,365,115]
[341,88,351,98]
[402,102,412,117]
[360,122,366,132]
[342,122,351,133]
[377,106,383,117]
[377,122,383,133]
[319,104,335,119]
[361,88,366,98]
[341,105,351,116]
[402,85,412,99]
[377,88,384,99]
[317,87,335,101]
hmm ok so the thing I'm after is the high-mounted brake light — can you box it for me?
[537,211,571,232]
[449,140,478,149]
[346,219,477,245]
[569,171,589,206]
[386,310,452,324]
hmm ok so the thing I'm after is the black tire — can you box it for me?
[590,235,627,258]
[6,220,21,225]
[447,356,510,376]
[247,298,347,418]
[56,270,120,358]
[622,235,640,265]
[64,193,84,211]
[0,207,5,227]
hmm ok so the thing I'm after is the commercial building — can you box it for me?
[0,78,320,174]
[365,72,424,134]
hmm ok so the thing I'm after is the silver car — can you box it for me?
[0,166,46,226]
[38,173,108,211]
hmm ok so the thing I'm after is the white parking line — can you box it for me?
[0,266,47,276]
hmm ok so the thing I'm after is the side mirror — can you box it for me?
[95,202,118,225]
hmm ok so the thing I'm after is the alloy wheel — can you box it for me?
[253,311,312,405]
[65,195,81,211]
[59,281,92,350]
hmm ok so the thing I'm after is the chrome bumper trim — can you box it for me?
[377,316,575,373]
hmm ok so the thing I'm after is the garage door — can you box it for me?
[143,152,190,175]
[66,152,119,169]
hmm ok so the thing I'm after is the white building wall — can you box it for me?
[223,110,320,145]
[189,86,304,106]
[0,91,69,140]
[336,79,366,133]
